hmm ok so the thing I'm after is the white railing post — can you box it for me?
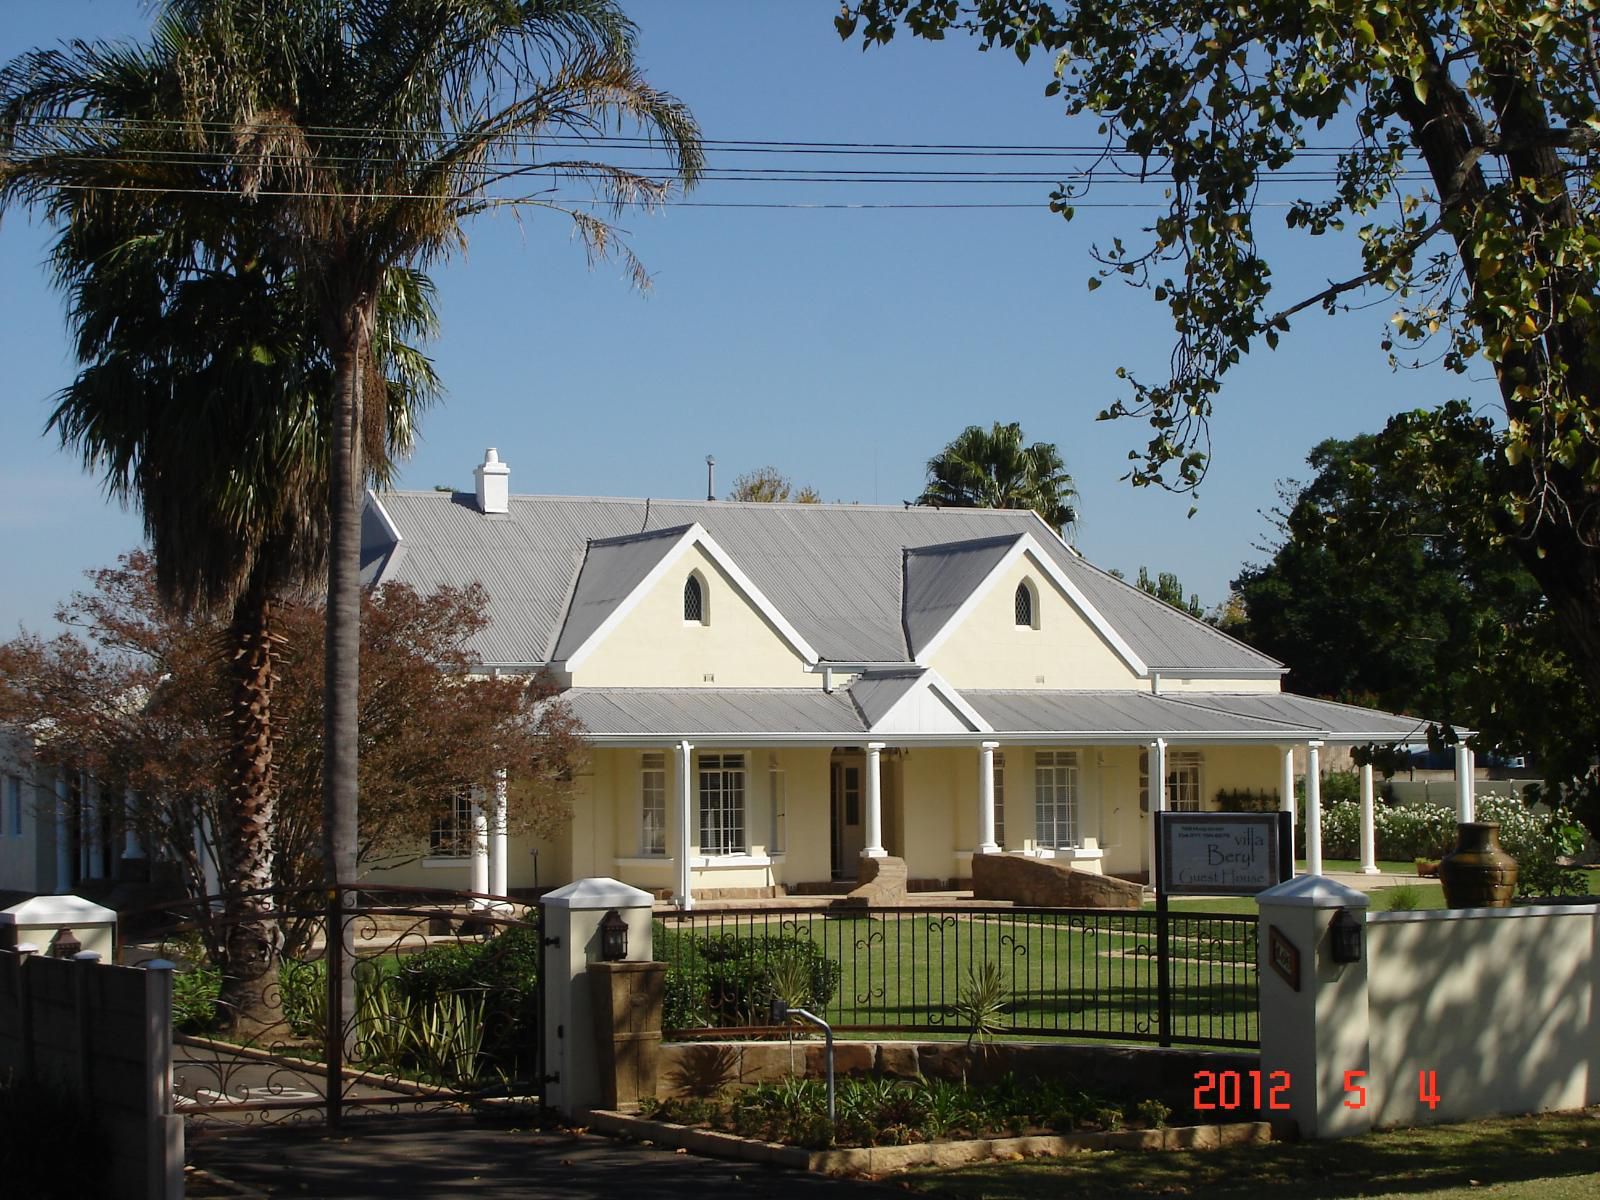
[1359,763,1379,874]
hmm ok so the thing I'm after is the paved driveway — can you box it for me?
[187,1114,898,1199]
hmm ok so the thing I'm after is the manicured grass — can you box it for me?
[895,1107,1600,1199]
[1301,857,1420,875]
[660,906,1259,1047]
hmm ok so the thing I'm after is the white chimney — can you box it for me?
[474,447,510,514]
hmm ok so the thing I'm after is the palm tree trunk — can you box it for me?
[218,574,281,1024]
[324,311,368,1054]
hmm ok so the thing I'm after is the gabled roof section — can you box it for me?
[903,535,1020,658]
[553,522,821,671]
[366,490,1288,672]
[562,687,865,738]
[849,667,991,734]
[551,526,691,662]
[908,532,1149,675]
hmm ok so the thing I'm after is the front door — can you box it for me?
[830,758,864,878]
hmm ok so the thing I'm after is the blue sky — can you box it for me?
[0,1,1501,636]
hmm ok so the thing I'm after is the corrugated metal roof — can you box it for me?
[564,688,866,737]
[903,535,1019,657]
[551,526,688,661]
[370,490,1285,672]
[847,669,926,727]
[964,691,1311,737]
[1169,693,1435,741]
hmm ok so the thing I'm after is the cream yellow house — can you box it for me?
[360,449,1429,906]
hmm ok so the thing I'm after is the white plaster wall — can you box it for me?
[929,554,1140,689]
[570,543,818,687]
[1367,906,1600,1126]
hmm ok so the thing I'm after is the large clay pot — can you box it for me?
[1438,822,1518,908]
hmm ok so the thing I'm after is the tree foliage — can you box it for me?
[919,421,1080,533]
[1232,406,1599,833]
[728,466,821,503]
[1134,566,1204,619]
[841,1,1600,702]
[0,553,586,917]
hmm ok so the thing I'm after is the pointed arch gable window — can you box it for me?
[683,573,706,624]
[1014,579,1038,628]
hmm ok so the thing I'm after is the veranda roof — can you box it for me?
[559,686,1437,745]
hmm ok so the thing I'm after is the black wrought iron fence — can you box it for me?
[654,904,1258,1048]
[118,884,546,1126]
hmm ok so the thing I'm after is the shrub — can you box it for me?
[392,924,541,1074]
[657,925,841,1029]
[1214,788,1278,813]
[171,961,222,1032]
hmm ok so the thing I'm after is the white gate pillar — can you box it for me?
[862,742,887,858]
[540,878,656,1118]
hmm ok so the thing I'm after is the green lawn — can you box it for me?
[895,1107,1600,1199]
[659,907,1258,1047]
[1301,857,1420,875]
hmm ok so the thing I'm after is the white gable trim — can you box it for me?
[557,523,820,671]
[868,669,993,735]
[364,489,406,585]
[913,535,1149,676]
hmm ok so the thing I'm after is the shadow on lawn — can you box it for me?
[901,1108,1600,1199]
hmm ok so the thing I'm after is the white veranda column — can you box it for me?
[54,768,72,892]
[122,786,145,862]
[1305,741,1324,876]
[1455,742,1475,822]
[674,740,694,909]
[862,742,887,858]
[489,767,509,901]
[469,787,489,909]
[976,741,1000,854]
[1358,762,1379,874]
[1279,745,1297,871]
[1147,738,1168,887]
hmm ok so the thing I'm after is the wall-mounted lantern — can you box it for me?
[599,909,628,962]
[48,927,82,959]
[1329,907,1363,964]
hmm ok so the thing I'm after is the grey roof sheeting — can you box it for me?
[551,526,689,661]
[1168,693,1436,741]
[847,669,928,728]
[563,688,865,737]
[902,535,1020,657]
[370,490,1286,672]
[559,686,1430,743]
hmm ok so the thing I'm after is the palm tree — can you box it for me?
[1,17,440,1010]
[154,0,702,911]
[919,421,1080,535]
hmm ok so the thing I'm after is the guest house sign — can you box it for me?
[1155,812,1293,897]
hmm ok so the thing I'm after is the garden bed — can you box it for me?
[587,1107,1279,1177]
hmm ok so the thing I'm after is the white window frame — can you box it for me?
[697,752,746,856]
[640,752,667,856]
[427,790,474,859]
[1034,750,1079,849]
[1167,750,1204,812]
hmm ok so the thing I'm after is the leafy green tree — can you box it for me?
[729,466,821,503]
[840,1,1600,703]
[920,421,1079,533]
[1233,404,1600,834]
[1134,567,1203,619]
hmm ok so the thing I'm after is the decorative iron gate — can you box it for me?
[120,885,546,1126]
[655,903,1258,1048]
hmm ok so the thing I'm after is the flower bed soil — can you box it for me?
[587,1109,1282,1177]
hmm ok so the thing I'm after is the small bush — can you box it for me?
[1378,884,1424,912]
[392,924,541,1074]
[1214,788,1278,813]
[657,926,841,1029]
[171,961,222,1032]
